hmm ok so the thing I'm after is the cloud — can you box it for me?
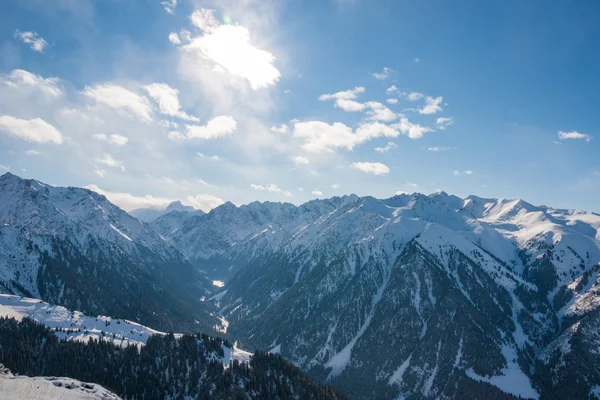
[453,170,473,176]
[419,96,443,114]
[186,194,225,211]
[350,162,390,175]
[293,120,398,153]
[365,101,398,121]
[169,33,181,44]
[392,117,434,139]
[197,152,220,161]
[25,149,41,155]
[331,184,340,189]
[372,67,392,80]
[180,9,280,89]
[14,30,48,52]
[97,154,125,171]
[319,86,365,101]
[270,124,288,134]
[386,98,398,104]
[436,117,454,130]
[94,169,105,178]
[250,183,292,197]
[83,84,153,122]
[85,184,177,211]
[292,156,309,165]
[374,141,397,153]
[93,133,129,146]
[161,0,177,14]
[185,115,236,139]
[0,164,9,171]
[0,115,62,144]
[407,92,424,101]
[428,146,455,152]
[335,99,367,112]
[143,83,199,121]
[386,85,398,95]
[312,189,323,196]
[2,69,62,97]
[414,57,421,63]
[557,130,592,142]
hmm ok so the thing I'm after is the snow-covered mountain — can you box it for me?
[3,172,600,398]
[160,191,600,399]
[0,172,216,333]
[129,200,203,222]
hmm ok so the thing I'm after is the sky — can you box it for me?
[0,0,598,213]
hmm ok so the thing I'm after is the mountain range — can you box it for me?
[1,172,599,399]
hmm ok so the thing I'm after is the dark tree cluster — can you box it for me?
[0,316,346,400]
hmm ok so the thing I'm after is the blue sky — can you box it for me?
[0,0,598,212]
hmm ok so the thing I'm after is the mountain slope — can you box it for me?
[0,172,216,333]
[0,300,347,400]
[162,192,600,399]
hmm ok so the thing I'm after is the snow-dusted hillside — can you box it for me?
[0,294,251,367]
[160,191,600,399]
[0,366,121,400]
[0,172,216,333]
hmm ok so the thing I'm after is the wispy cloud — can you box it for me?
[14,30,48,52]
[372,67,393,80]
[350,161,390,175]
[374,142,397,153]
[557,130,592,142]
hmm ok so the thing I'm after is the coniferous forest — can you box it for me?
[0,317,347,400]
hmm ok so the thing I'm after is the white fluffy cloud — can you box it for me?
[180,9,280,89]
[270,124,288,134]
[143,83,199,121]
[374,141,397,153]
[558,130,592,142]
[185,115,236,139]
[93,133,129,146]
[292,156,309,165]
[386,85,398,94]
[83,84,153,123]
[407,92,424,101]
[386,98,398,104]
[250,183,292,197]
[350,162,390,175]
[364,101,398,121]
[312,189,323,196]
[168,32,181,44]
[436,117,454,130]
[335,99,367,112]
[0,115,62,144]
[2,69,62,97]
[319,86,365,101]
[372,67,392,80]
[392,117,434,139]
[419,96,443,114]
[331,184,340,189]
[293,120,399,153]
[14,30,48,52]
[186,194,225,211]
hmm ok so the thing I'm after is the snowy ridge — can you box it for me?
[0,294,251,367]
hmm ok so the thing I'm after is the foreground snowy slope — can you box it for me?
[0,366,121,400]
[0,172,216,333]
[159,192,600,399]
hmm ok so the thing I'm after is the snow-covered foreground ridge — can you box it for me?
[0,294,251,367]
[0,365,121,400]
